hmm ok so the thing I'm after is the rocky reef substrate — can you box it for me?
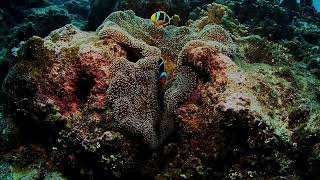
[0,2,320,179]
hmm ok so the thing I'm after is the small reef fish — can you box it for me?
[151,11,171,27]
[159,58,167,86]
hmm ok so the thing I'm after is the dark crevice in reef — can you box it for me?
[316,91,320,103]
[301,32,320,45]
[291,128,320,179]
[194,68,211,83]
[120,43,144,63]
[76,71,95,102]
[7,101,64,147]
[2,75,64,146]
[187,62,211,83]
[0,60,9,93]
[222,110,250,153]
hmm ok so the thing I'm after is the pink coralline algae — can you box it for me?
[187,46,228,86]
[1,24,132,147]
[41,47,111,117]
[33,25,128,121]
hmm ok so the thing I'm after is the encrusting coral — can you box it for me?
[1,24,119,147]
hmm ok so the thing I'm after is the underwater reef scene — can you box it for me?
[0,0,320,179]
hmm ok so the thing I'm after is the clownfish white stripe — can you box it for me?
[156,11,160,22]
[160,71,167,79]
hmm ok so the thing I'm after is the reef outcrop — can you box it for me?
[0,6,320,180]
[0,0,90,90]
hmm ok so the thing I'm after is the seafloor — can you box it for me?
[0,0,320,179]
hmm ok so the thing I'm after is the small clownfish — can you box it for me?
[151,11,171,27]
[159,58,167,86]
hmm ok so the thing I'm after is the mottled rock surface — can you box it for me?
[0,0,90,89]
[0,3,320,179]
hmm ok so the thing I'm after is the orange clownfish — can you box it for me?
[159,58,167,86]
[151,11,171,27]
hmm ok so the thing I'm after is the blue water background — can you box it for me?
[315,0,320,11]
[280,0,320,11]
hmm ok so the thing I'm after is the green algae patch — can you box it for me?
[103,104,113,116]
[60,46,80,61]
[47,112,63,122]
[50,32,60,43]
[304,106,320,135]
[16,36,55,79]
[11,165,39,180]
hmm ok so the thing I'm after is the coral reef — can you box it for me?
[0,0,90,90]
[190,3,230,28]
[226,0,294,41]
[0,9,235,178]
[221,0,320,42]
[87,0,192,30]
[99,10,236,81]
[0,144,66,179]
[2,24,115,143]
[237,35,294,65]
[187,2,248,37]
[0,1,320,179]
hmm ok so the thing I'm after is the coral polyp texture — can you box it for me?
[107,57,161,148]
[0,3,320,179]
[98,10,236,81]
